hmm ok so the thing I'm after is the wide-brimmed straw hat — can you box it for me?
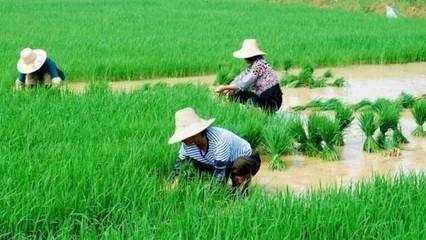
[168,107,215,144]
[17,48,47,74]
[233,39,266,59]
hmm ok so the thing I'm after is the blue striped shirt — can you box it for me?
[178,127,252,182]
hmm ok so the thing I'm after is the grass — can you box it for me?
[0,0,426,86]
[358,111,380,152]
[335,102,354,145]
[306,114,341,160]
[281,64,346,88]
[411,99,426,137]
[215,63,241,85]
[0,86,425,238]
[262,117,295,170]
[270,0,426,18]
[376,101,408,149]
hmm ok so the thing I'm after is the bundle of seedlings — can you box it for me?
[398,92,415,109]
[292,98,343,111]
[358,111,380,152]
[334,102,354,146]
[233,119,264,149]
[352,99,374,112]
[215,63,240,85]
[306,114,341,161]
[288,114,308,152]
[376,102,408,150]
[281,64,346,88]
[262,117,295,170]
[411,99,426,137]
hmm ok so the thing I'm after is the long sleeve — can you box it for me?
[230,70,257,91]
[44,58,61,79]
[213,139,231,183]
[17,73,26,83]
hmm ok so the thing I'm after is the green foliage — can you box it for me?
[283,59,293,72]
[322,69,333,78]
[398,92,415,109]
[288,114,308,151]
[262,117,295,170]
[216,64,240,85]
[376,102,407,149]
[358,111,380,152]
[331,77,345,87]
[334,103,354,146]
[411,99,426,137]
[306,114,341,160]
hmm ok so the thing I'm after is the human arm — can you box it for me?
[44,58,63,85]
[15,74,25,90]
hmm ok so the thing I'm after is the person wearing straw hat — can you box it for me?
[168,107,261,190]
[15,48,65,89]
[215,39,282,112]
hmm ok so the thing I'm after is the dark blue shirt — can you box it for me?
[18,57,65,83]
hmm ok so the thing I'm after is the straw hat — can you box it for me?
[168,107,215,144]
[17,48,47,74]
[233,39,266,59]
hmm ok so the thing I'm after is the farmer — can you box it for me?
[15,48,65,89]
[168,107,261,191]
[215,39,283,112]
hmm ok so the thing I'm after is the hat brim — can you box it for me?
[168,119,215,144]
[17,49,47,74]
[233,49,265,59]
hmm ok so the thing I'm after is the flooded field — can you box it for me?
[254,111,426,193]
[68,62,426,193]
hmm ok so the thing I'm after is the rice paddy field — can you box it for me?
[1,0,426,84]
[2,0,426,239]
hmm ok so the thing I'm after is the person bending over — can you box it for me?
[215,39,282,112]
[168,107,261,191]
[15,48,65,89]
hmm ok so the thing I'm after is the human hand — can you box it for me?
[52,77,63,86]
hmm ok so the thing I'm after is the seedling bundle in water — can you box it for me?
[334,103,354,146]
[262,117,294,170]
[376,102,408,150]
[358,111,380,152]
[305,114,341,161]
[281,64,345,88]
[411,99,426,137]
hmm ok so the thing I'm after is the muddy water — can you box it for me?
[284,62,426,108]
[254,111,426,193]
[67,62,426,192]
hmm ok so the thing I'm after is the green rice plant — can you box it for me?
[215,64,240,85]
[233,120,264,149]
[262,117,295,170]
[288,114,308,151]
[352,99,374,112]
[373,98,394,112]
[334,103,354,146]
[298,64,315,86]
[283,59,293,73]
[411,99,426,137]
[305,114,340,160]
[281,74,300,87]
[398,92,415,109]
[322,69,333,78]
[310,77,327,88]
[358,111,380,152]
[377,102,407,149]
[331,77,345,87]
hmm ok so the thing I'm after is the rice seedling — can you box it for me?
[281,74,300,88]
[288,114,308,151]
[216,63,240,85]
[283,59,293,73]
[334,103,354,145]
[322,69,333,78]
[376,102,407,149]
[262,117,295,170]
[353,99,374,112]
[306,114,341,160]
[1,85,426,238]
[298,64,315,86]
[358,111,380,152]
[411,99,426,137]
[331,77,345,87]
[398,92,415,109]
[233,119,264,149]
[310,76,327,88]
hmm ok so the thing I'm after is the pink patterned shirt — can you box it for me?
[231,58,279,95]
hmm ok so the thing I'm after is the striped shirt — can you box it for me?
[178,127,252,182]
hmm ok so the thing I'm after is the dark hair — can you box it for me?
[245,55,264,64]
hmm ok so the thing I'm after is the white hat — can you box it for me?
[233,39,266,59]
[168,107,215,144]
[17,48,47,74]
